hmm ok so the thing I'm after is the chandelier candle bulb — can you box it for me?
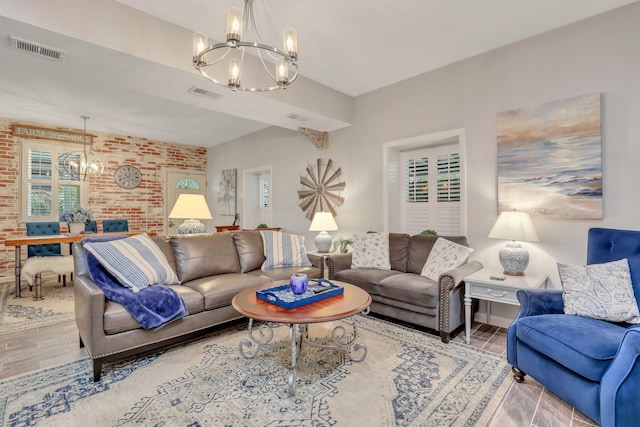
[229,59,241,88]
[193,33,208,63]
[226,7,242,42]
[276,62,289,85]
[283,28,298,60]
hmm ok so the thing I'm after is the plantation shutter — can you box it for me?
[401,145,461,235]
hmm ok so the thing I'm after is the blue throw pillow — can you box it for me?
[84,233,179,292]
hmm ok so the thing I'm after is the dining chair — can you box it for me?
[102,219,129,232]
[85,220,98,233]
[25,221,68,287]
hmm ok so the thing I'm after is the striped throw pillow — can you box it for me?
[260,230,311,270]
[84,233,179,292]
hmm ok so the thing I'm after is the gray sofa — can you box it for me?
[72,231,323,381]
[325,233,482,342]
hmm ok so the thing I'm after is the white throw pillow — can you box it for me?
[260,230,311,270]
[558,258,640,323]
[351,232,391,270]
[420,237,473,281]
[83,233,179,292]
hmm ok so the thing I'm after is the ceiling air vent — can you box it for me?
[187,86,223,100]
[9,36,66,61]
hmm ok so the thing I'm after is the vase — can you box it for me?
[290,273,308,295]
[69,222,85,235]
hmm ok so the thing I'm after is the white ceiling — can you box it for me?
[0,0,638,147]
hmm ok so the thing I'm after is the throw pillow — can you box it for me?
[260,230,311,270]
[351,232,391,270]
[558,258,640,323]
[84,233,179,292]
[420,237,473,281]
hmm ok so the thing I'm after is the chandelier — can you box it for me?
[192,0,298,92]
[60,116,104,181]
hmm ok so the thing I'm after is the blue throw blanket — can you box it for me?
[83,235,187,330]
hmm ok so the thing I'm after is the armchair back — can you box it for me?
[587,227,640,296]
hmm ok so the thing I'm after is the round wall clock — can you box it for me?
[114,165,142,189]
[298,158,346,220]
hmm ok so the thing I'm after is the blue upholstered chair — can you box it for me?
[101,219,128,233]
[26,221,68,286]
[508,228,640,427]
[85,220,98,233]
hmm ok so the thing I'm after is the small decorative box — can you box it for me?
[256,279,344,309]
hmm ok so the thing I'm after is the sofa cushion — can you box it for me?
[181,273,267,310]
[152,235,178,277]
[351,232,391,270]
[260,230,311,270]
[516,314,630,381]
[335,268,402,296]
[389,233,411,272]
[407,235,468,274]
[559,258,640,323]
[170,233,241,283]
[421,237,473,281]
[83,233,179,292]
[232,231,265,273]
[378,273,439,309]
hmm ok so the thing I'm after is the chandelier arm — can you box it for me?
[254,46,278,84]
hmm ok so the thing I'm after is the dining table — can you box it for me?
[4,231,156,298]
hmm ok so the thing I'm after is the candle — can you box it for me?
[290,273,308,295]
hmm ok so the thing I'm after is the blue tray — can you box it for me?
[256,279,344,309]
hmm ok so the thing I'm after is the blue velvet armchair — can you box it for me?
[507,228,640,427]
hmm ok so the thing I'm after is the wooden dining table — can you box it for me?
[4,231,155,298]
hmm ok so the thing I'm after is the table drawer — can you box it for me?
[468,284,519,304]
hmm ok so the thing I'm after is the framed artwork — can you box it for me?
[496,93,602,219]
[218,168,237,216]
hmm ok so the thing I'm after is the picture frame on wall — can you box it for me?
[218,168,237,216]
[496,93,603,219]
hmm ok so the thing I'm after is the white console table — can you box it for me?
[463,270,548,344]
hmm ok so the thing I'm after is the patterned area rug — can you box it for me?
[0,315,511,426]
[0,280,75,334]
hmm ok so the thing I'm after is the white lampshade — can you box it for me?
[488,210,539,276]
[309,211,338,253]
[169,194,212,234]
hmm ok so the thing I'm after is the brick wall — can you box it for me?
[0,117,207,277]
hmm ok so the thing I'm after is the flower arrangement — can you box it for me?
[59,205,93,224]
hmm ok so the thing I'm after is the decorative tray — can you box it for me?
[256,279,344,309]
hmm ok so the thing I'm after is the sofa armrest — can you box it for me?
[601,328,640,427]
[74,274,107,356]
[325,253,353,280]
[438,261,483,341]
[307,253,324,271]
[516,288,565,317]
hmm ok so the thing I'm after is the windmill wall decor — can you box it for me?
[298,158,345,219]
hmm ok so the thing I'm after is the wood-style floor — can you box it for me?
[0,285,598,426]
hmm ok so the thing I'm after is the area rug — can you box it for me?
[0,280,74,334]
[0,315,511,426]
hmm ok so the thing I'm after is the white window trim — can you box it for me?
[20,139,89,223]
[382,128,467,235]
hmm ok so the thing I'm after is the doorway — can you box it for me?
[165,170,208,235]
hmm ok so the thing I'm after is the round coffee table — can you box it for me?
[232,280,371,395]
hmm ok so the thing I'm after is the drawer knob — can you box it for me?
[487,289,506,298]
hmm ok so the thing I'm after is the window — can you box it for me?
[401,144,461,235]
[258,173,272,226]
[21,141,87,222]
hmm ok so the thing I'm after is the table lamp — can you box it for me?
[169,194,213,234]
[488,210,539,276]
[309,211,338,253]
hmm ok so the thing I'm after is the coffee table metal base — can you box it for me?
[238,310,369,396]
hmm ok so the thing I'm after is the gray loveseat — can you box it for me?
[73,231,322,381]
[325,233,482,342]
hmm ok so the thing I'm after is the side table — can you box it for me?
[463,270,548,344]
